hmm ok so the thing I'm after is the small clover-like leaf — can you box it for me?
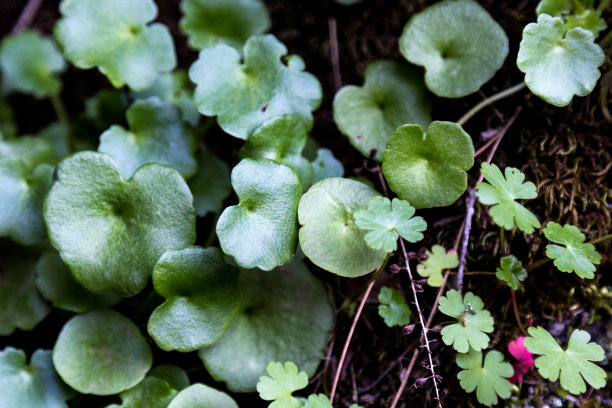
[456,349,514,406]
[180,0,270,52]
[167,384,238,408]
[53,309,153,395]
[257,361,308,408]
[310,148,344,184]
[0,256,49,336]
[0,348,72,408]
[517,14,604,107]
[217,159,302,270]
[543,222,601,279]
[148,246,240,352]
[98,97,197,179]
[496,255,527,290]
[35,249,120,313]
[189,151,231,217]
[476,162,540,233]
[416,245,459,287]
[438,290,494,352]
[524,327,606,394]
[382,122,474,208]
[241,115,314,188]
[298,178,387,277]
[354,197,427,252]
[190,34,322,139]
[199,260,334,392]
[378,287,411,327]
[0,30,66,98]
[54,0,176,91]
[333,60,431,161]
[44,152,196,296]
[399,0,509,98]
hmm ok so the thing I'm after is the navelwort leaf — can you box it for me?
[382,121,474,208]
[524,327,606,394]
[180,0,270,51]
[106,366,188,408]
[199,260,334,392]
[0,348,72,408]
[190,34,322,139]
[333,60,431,161]
[399,0,509,98]
[496,255,527,290]
[44,152,196,296]
[54,0,176,91]
[0,30,66,98]
[310,148,344,185]
[543,222,601,279]
[517,14,604,107]
[298,178,387,277]
[416,245,459,287]
[456,348,513,406]
[148,246,240,352]
[98,97,197,179]
[241,115,314,188]
[354,196,427,253]
[438,290,494,352]
[53,309,153,395]
[167,384,238,408]
[476,163,540,233]
[189,151,232,217]
[256,361,308,408]
[378,287,411,327]
[216,159,302,271]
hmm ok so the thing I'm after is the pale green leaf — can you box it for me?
[543,222,601,279]
[378,287,411,327]
[256,361,308,408]
[310,148,343,185]
[456,349,513,406]
[536,0,571,16]
[167,384,238,408]
[416,245,459,287]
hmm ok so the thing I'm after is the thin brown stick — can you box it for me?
[510,288,528,336]
[456,188,476,293]
[12,0,44,34]
[328,17,342,91]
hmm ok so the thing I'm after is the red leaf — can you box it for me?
[508,336,534,383]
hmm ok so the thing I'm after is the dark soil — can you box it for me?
[1,0,610,407]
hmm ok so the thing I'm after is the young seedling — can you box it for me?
[416,245,459,287]
[456,348,514,406]
[496,255,527,290]
[256,361,308,408]
[543,222,602,278]
[377,287,411,327]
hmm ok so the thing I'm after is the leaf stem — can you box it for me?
[457,83,526,127]
[599,28,612,48]
[589,233,612,244]
[525,257,551,272]
[50,94,70,127]
[329,254,389,404]
[499,227,506,256]
[510,288,528,336]
[597,0,611,12]
[456,188,476,293]
[11,0,44,34]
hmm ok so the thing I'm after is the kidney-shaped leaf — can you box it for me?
[189,34,322,139]
[44,152,196,296]
[217,159,302,271]
[98,97,197,179]
[0,30,66,98]
[168,384,238,408]
[298,178,387,277]
[382,122,474,208]
[180,0,270,52]
[333,60,431,161]
[189,151,232,217]
[54,0,176,91]
[53,309,152,395]
[148,246,240,352]
[310,148,344,184]
[199,260,334,392]
[399,0,509,98]
[0,348,72,408]
[517,14,604,107]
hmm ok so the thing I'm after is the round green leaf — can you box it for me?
[298,177,387,277]
[148,246,240,352]
[106,377,177,408]
[44,152,196,296]
[517,14,604,107]
[0,160,53,245]
[180,0,270,52]
[35,250,120,313]
[0,256,50,336]
[149,365,190,391]
[310,148,344,184]
[168,384,238,408]
[199,261,334,392]
[189,34,322,139]
[53,309,153,395]
[216,159,302,271]
[382,122,474,208]
[0,348,72,408]
[399,0,509,98]
[0,135,56,171]
[333,60,431,161]
[0,30,66,98]
[54,0,176,91]
[240,115,314,188]
[189,151,231,217]
[98,97,197,179]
